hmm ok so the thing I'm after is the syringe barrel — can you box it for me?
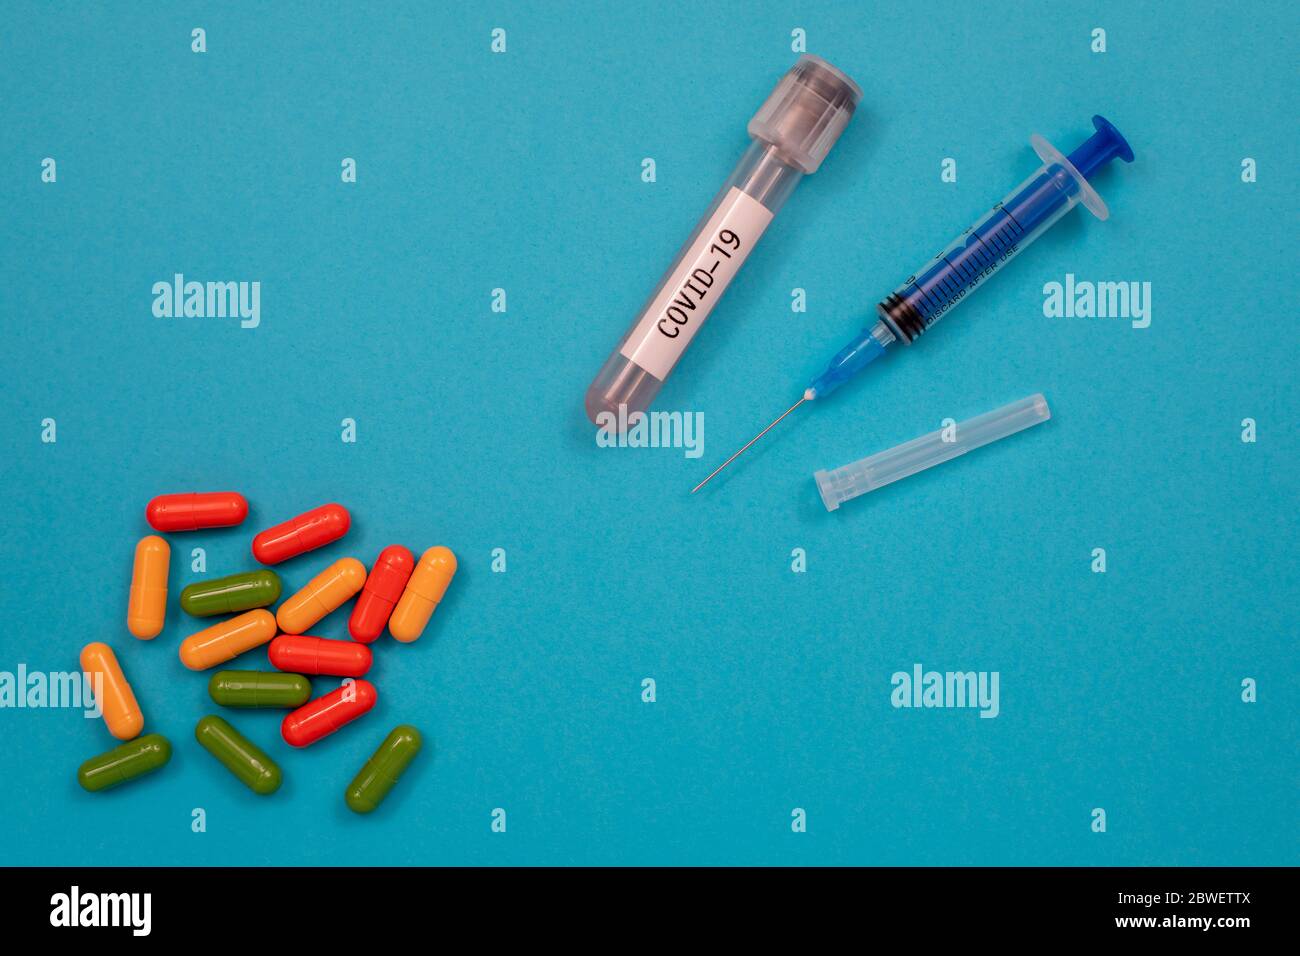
[585,55,861,426]
[878,160,1083,343]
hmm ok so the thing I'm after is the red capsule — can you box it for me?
[251,503,350,564]
[281,679,376,747]
[146,492,248,532]
[269,634,372,677]
[348,545,415,643]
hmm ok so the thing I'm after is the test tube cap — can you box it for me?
[814,394,1052,511]
[749,54,862,174]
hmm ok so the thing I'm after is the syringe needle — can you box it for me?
[691,393,810,494]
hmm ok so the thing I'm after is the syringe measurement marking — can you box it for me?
[935,264,959,300]
[905,205,1028,325]
[1000,202,1022,231]
[914,281,945,316]
[941,254,970,287]
[913,222,1025,324]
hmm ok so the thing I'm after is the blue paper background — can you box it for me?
[1,1,1295,865]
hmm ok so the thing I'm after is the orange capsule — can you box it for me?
[179,609,277,671]
[80,642,143,741]
[276,557,366,634]
[127,535,170,639]
[389,547,457,643]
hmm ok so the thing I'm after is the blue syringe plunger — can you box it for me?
[1067,115,1134,181]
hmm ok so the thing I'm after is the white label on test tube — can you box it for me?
[619,187,774,381]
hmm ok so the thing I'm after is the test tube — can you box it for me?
[814,394,1051,511]
[585,55,862,426]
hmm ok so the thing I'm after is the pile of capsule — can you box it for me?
[77,493,456,814]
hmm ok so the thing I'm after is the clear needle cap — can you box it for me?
[814,394,1051,511]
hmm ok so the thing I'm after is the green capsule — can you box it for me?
[209,669,311,709]
[180,570,282,617]
[77,734,172,792]
[345,725,423,814]
[195,714,282,795]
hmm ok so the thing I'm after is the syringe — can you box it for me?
[692,115,1134,494]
